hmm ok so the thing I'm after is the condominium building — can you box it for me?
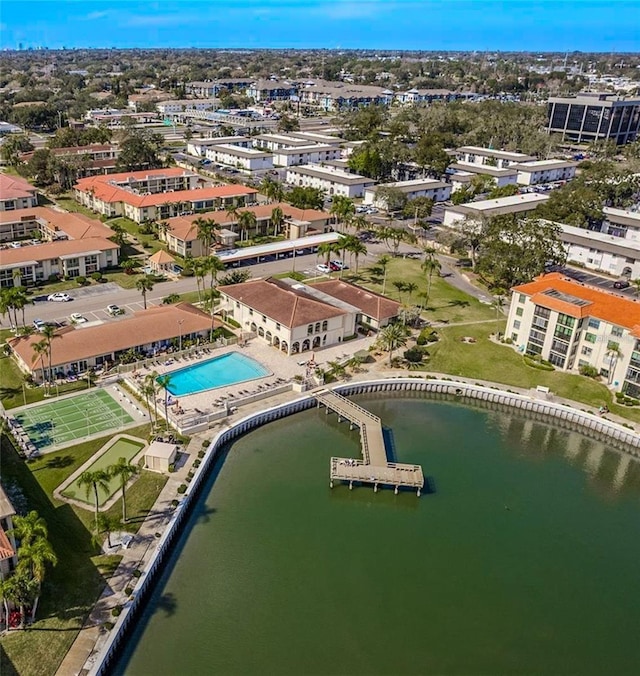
[272,144,342,167]
[513,159,578,186]
[447,163,519,188]
[0,485,18,581]
[184,79,254,98]
[506,272,640,394]
[451,146,536,169]
[442,193,550,226]
[156,99,217,115]
[186,137,251,157]
[202,144,273,172]
[601,207,640,241]
[0,174,38,211]
[363,179,452,209]
[246,80,298,102]
[546,92,640,145]
[286,164,376,198]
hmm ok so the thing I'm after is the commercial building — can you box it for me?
[286,164,376,198]
[513,159,578,186]
[442,193,550,226]
[74,169,257,222]
[363,179,451,209]
[8,303,216,382]
[506,272,640,394]
[0,174,38,211]
[546,92,640,145]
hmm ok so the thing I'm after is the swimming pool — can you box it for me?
[161,352,270,396]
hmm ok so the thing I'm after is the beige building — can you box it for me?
[144,441,178,473]
[0,174,39,211]
[363,179,452,209]
[0,485,18,582]
[514,159,578,186]
[286,164,376,198]
[442,193,550,226]
[9,303,216,381]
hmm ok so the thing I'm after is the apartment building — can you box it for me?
[21,144,120,177]
[395,88,460,104]
[452,146,536,169]
[506,272,640,394]
[298,81,394,111]
[0,485,18,582]
[252,133,311,152]
[156,99,217,115]
[447,162,519,188]
[286,164,376,198]
[546,92,640,144]
[272,144,342,167]
[442,193,550,226]
[363,179,452,209]
[246,80,297,102]
[514,159,578,186]
[203,144,273,172]
[184,79,254,98]
[0,174,38,211]
[187,137,251,157]
[601,207,640,241]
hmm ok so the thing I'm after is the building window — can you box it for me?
[519,294,526,304]
[262,315,267,323]
[307,324,313,335]
[513,320,521,330]
[248,309,253,316]
[584,333,597,343]
[607,340,620,352]
[315,322,321,333]
[511,333,518,342]
[515,307,524,317]
[581,346,593,356]
[276,323,281,331]
[322,320,328,331]
[611,326,623,338]
[588,318,600,330]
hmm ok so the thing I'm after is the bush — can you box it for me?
[48,273,60,283]
[579,364,600,379]
[91,271,103,282]
[132,569,142,578]
[76,276,87,286]
[162,293,181,305]
[417,328,439,345]
[503,337,513,345]
[177,484,187,494]
[171,499,179,508]
[404,346,425,363]
[226,317,241,328]
[181,267,195,277]
[111,605,123,617]
[124,586,133,596]
[523,354,555,371]
[193,459,201,468]
[103,621,114,631]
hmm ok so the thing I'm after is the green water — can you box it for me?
[116,397,640,675]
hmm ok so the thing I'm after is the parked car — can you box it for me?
[107,304,123,316]
[33,318,46,331]
[316,264,331,274]
[47,292,71,302]
[613,279,631,289]
[331,260,348,270]
[70,313,87,324]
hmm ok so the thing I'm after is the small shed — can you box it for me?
[148,249,176,274]
[144,441,178,473]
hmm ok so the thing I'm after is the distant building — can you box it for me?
[246,80,298,102]
[546,92,640,145]
[185,79,254,98]
[363,179,451,209]
[20,144,120,177]
[272,144,341,167]
[156,100,217,115]
[513,159,578,186]
[286,164,376,198]
[202,144,273,172]
[451,146,536,169]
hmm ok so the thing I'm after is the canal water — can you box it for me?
[116,396,640,675]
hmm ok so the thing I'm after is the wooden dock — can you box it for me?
[313,389,424,495]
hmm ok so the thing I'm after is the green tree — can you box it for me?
[277,114,300,132]
[236,210,257,242]
[116,130,164,171]
[403,196,434,222]
[194,217,216,254]
[0,134,34,166]
[109,457,139,524]
[374,185,408,213]
[78,470,111,529]
[330,195,355,229]
[16,535,57,623]
[287,186,324,210]
[270,206,285,236]
[421,247,441,310]
[157,374,173,424]
[377,323,408,365]
[9,511,49,548]
[192,257,208,304]
[144,372,160,425]
[136,274,155,310]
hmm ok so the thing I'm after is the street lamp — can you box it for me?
[178,319,184,353]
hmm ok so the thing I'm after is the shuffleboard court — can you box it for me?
[14,389,134,451]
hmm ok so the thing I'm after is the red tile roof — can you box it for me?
[0,528,15,562]
[0,206,113,240]
[311,280,401,321]
[0,173,37,200]
[513,273,640,332]
[0,237,118,267]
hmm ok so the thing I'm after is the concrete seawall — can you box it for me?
[89,376,640,675]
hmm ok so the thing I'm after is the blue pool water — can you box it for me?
[161,352,270,396]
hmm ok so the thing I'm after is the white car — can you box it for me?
[70,313,87,324]
[331,260,348,270]
[107,304,123,316]
[48,292,71,302]
[316,264,331,274]
[33,318,46,331]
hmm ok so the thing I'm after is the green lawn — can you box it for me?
[62,437,145,505]
[106,216,164,255]
[347,257,497,324]
[425,322,640,424]
[0,422,169,676]
[0,354,91,410]
[53,194,102,219]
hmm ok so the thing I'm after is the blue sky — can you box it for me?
[1,0,637,52]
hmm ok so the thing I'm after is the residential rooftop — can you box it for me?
[0,173,38,200]
[287,164,375,185]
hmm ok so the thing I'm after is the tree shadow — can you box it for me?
[38,454,74,471]
[194,505,217,525]
[154,592,177,618]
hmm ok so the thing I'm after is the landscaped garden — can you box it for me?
[0,423,167,676]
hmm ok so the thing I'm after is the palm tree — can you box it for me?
[156,374,173,424]
[31,340,49,389]
[144,372,160,425]
[141,382,156,427]
[317,241,339,266]
[225,204,239,232]
[404,282,418,303]
[136,274,155,310]
[78,470,111,530]
[351,214,369,234]
[346,238,367,273]
[110,222,127,248]
[94,513,120,550]
[326,360,347,381]
[393,280,407,301]
[236,210,257,243]
[17,536,57,622]
[492,295,505,319]
[270,207,284,237]
[194,217,216,254]
[40,324,58,387]
[1,569,36,629]
[10,511,49,548]
[192,257,208,304]
[109,457,139,523]
[378,323,408,365]
[420,248,441,310]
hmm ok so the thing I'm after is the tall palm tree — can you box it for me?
[156,374,173,424]
[270,206,284,237]
[31,340,49,389]
[78,470,111,530]
[17,536,57,622]
[393,280,407,301]
[41,324,58,387]
[141,382,156,427]
[378,323,408,366]
[404,282,418,304]
[10,510,49,548]
[347,239,367,273]
[194,217,216,254]
[317,241,340,266]
[109,457,139,523]
[225,204,239,231]
[136,274,155,310]
[145,372,160,425]
[421,247,441,310]
[236,210,257,243]
[192,257,208,304]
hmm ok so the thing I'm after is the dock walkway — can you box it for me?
[313,389,424,495]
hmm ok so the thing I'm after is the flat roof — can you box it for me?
[604,207,640,227]
[446,193,549,216]
[274,144,338,155]
[514,159,578,171]
[287,164,375,185]
[449,162,518,178]
[217,231,340,262]
[456,146,536,161]
[210,144,272,159]
[368,178,450,193]
[560,223,640,258]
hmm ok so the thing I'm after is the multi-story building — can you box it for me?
[451,146,536,170]
[184,79,254,98]
[21,144,120,177]
[298,81,395,111]
[363,179,452,209]
[286,164,376,198]
[601,207,640,241]
[506,272,640,393]
[186,137,251,157]
[272,144,342,167]
[546,92,640,145]
[252,133,311,152]
[447,163,519,188]
[246,80,298,102]
[203,144,273,172]
[0,485,18,582]
[0,174,38,211]
[442,193,550,226]
[156,99,217,115]
[513,159,578,186]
